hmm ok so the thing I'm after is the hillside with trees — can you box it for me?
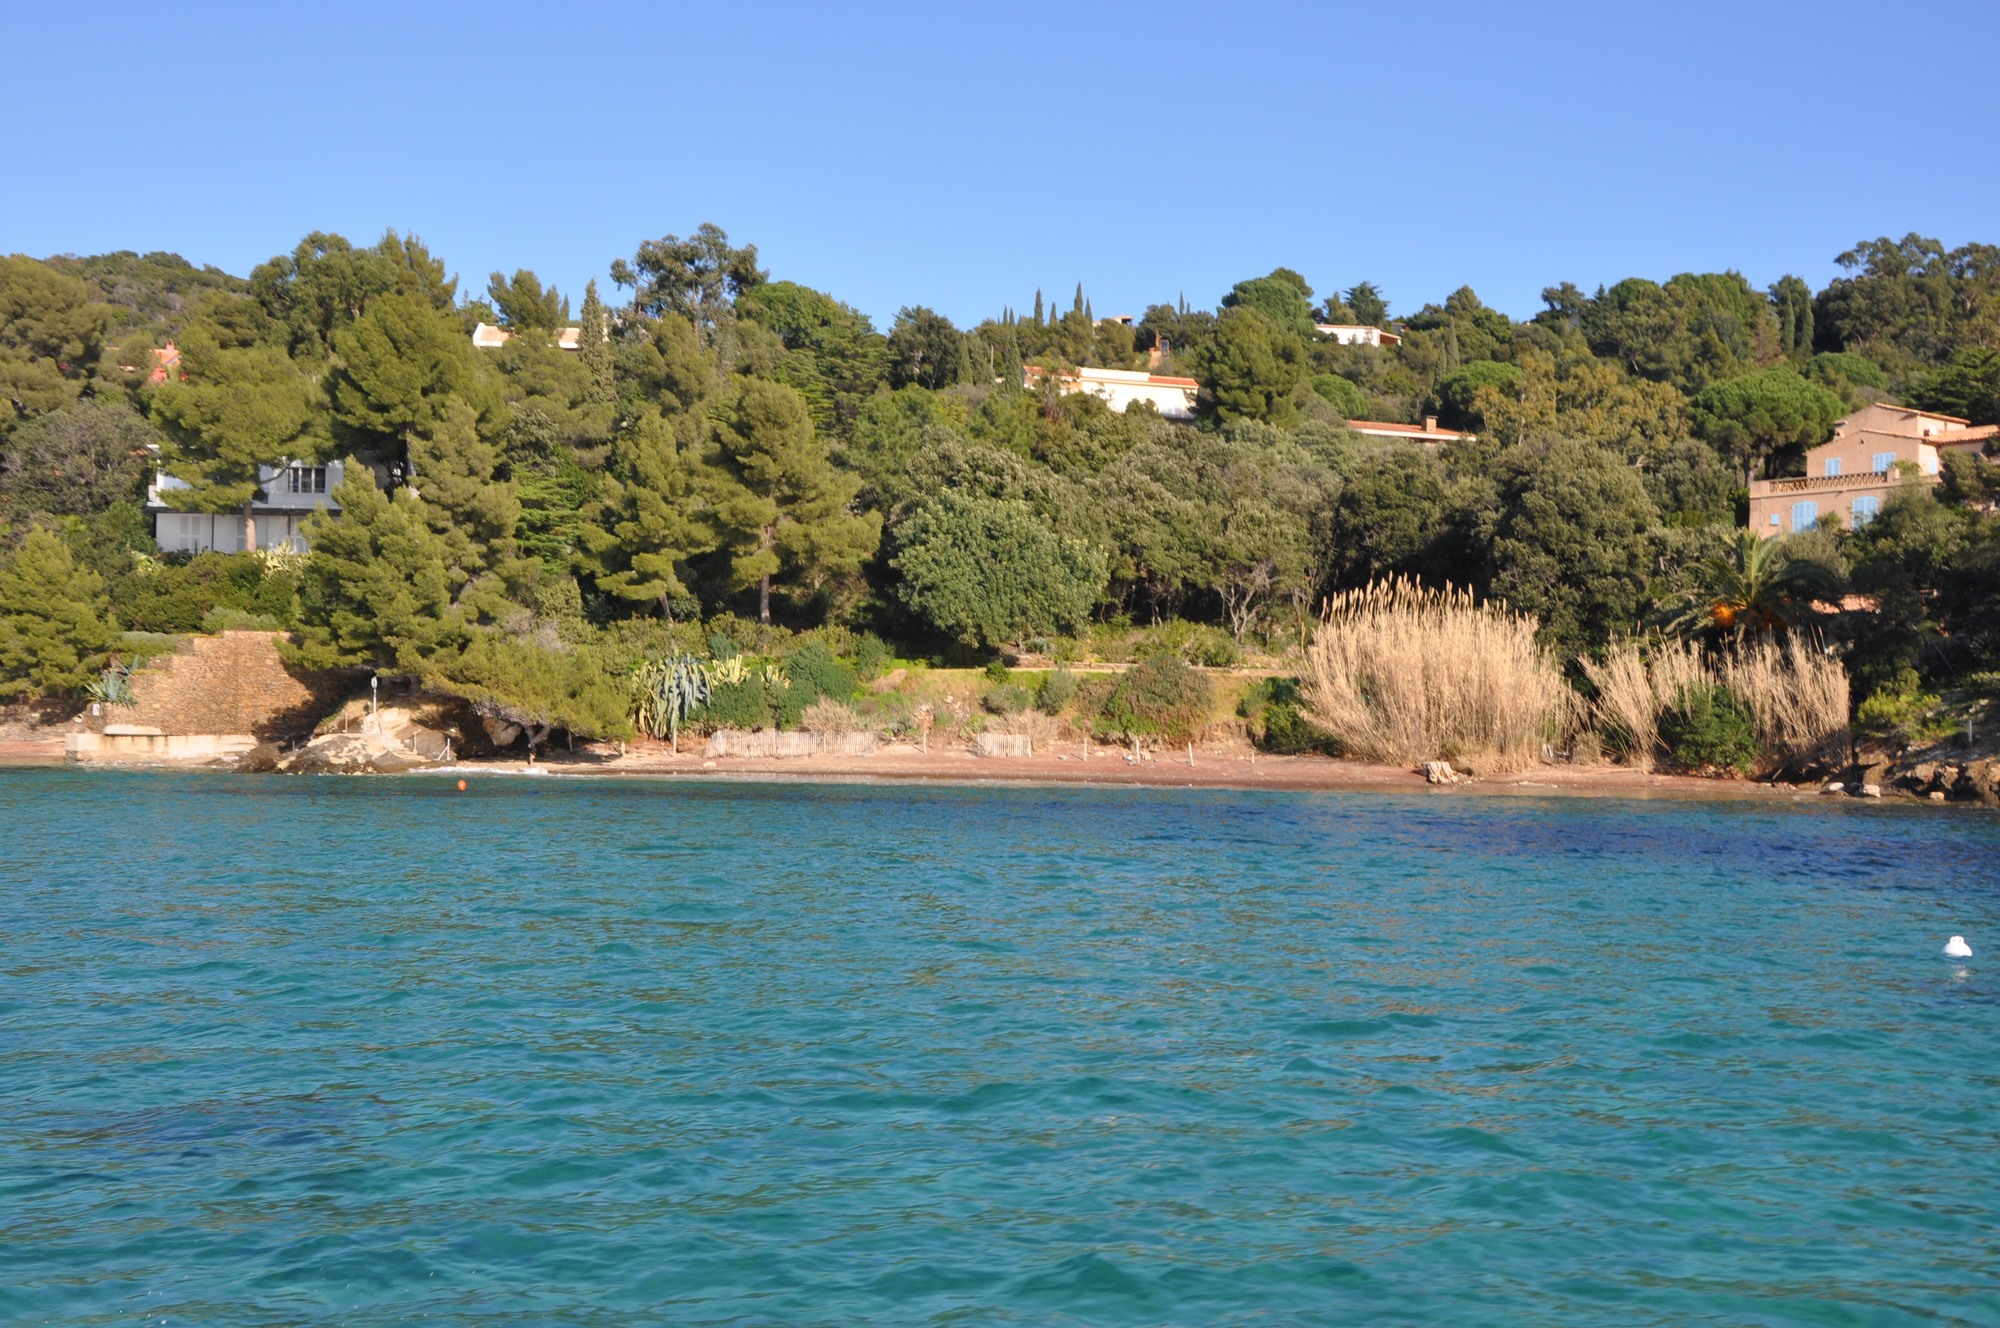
[2,228,1996,765]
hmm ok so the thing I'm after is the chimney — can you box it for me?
[1422,415,1439,433]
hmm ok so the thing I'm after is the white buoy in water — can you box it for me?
[1944,935,1973,959]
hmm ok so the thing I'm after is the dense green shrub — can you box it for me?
[695,676,777,731]
[1854,669,1954,747]
[1240,676,1334,754]
[111,552,298,634]
[200,607,284,632]
[983,683,1031,715]
[1660,683,1758,773]
[853,632,891,681]
[785,641,856,701]
[1036,666,1078,714]
[1135,620,1241,668]
[983,658,1011,683]
[1090,656,1215,744]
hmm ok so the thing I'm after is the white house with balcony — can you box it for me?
[147,460,351,554]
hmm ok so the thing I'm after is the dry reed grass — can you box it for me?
[987,708,1058,744]
[1584,636,1849,771]
[799,698,864,736]
[1300,578,1569,772]
[1721,636,1850,768]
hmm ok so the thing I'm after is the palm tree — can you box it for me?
[1666,530,1843,639]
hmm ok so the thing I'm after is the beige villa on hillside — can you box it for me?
[1747,403,1997,536]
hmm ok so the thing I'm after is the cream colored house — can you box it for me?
[1022,365,1199,419]
[1314,323,1402,347]
[1747,403,1996,536]
[472,322,582,351]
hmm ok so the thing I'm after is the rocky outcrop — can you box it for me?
[1827,753,2000,806]
[280,732,434,774]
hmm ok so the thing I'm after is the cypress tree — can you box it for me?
[1072,283,1085,317]
[578,278,614,403]
[1033,289,1044,326]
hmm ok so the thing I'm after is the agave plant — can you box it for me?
[83,662,136,708]
[708,655,750,687]
[631,655,711,753]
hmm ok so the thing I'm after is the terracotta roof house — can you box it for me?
[1747,402,1996,537]
[1344,415,1472,445]
[148,342,181,384]
[1022,365,1199,420]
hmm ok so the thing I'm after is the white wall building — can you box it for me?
[1314,323,1401,347]
[472,322,582,351]
[148,460,350,554]
[1022,365,1199,419]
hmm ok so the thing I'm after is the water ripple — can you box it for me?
[1,770,1997,1325]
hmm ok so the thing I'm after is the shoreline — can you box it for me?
[7,732,1984,804]
[1,735,1850,805]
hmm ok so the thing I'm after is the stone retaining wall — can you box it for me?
[89,632,356,741]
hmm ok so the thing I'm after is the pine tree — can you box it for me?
[149,330,325,550]
[407,397,530,616]
[578,278,614,403]
[330,292,502,469]
[712,380,880,623]
[292,468,467,671]
[0,528,118,699]
[575,409,716,619]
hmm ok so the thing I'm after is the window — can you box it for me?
[1790,500,1818,532]
[1851,495,1880,526]
[1873,451,1896,473]
[287,465,327,495]
[1768,512,1781,526]
[1824,457,1841,477]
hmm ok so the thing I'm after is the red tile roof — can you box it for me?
[1345,418,1470,440]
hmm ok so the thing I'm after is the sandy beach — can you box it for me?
[449,741,1821,803]
[0,728,1868,804]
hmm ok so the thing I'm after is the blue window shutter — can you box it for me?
[1851,495,1880,526]
[1791,500,1818,532]
[1824,457,1841,477]
[1873,452,1895,472]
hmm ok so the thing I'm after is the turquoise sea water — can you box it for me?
[1,771,1997,1326]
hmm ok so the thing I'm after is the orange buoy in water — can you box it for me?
[457,779,467,791]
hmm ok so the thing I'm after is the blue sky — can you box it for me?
[6,1,1996,330]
